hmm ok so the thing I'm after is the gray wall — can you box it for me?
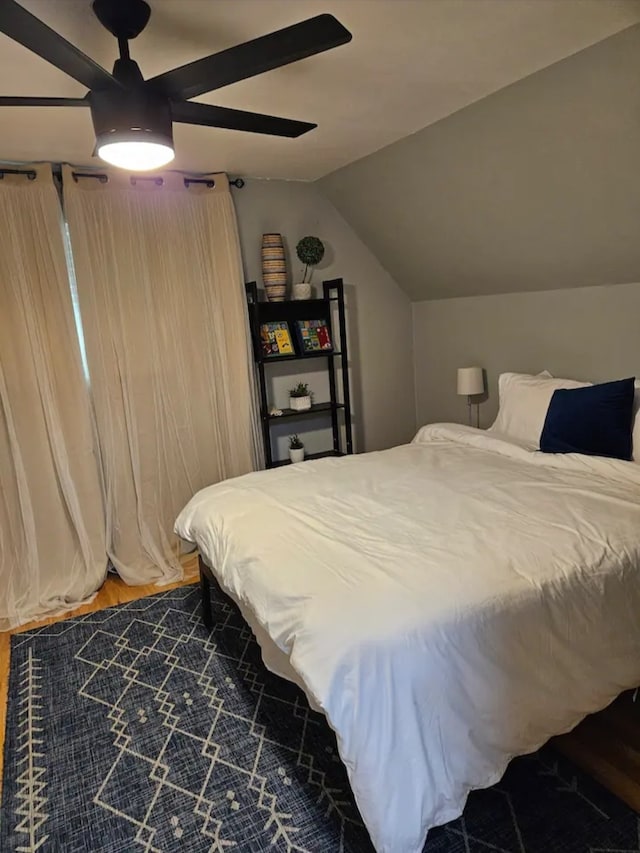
[413,281,640,428]
[232,179,416,459]
[320,24,640,301]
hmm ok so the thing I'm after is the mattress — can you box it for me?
[175,423,640,853]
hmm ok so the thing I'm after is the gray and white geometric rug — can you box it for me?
[2,583,639,852]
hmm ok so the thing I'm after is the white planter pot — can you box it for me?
[289,447,305,463]
[289,395,311,411]
[292,282,312,300]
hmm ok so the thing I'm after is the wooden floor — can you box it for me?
[0,555,199,796]
[1,557,639,817]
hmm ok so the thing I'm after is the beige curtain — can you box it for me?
[0,164,106,630]
[63,167,261,584]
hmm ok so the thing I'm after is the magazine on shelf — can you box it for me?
[260,321,294,357]
[295,319,333,354]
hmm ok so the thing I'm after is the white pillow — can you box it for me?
[490,372,591,447]
[632,381,640,462]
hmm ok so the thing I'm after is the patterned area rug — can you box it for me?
[2,584,639,852]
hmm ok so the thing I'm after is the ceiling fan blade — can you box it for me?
[0,0,122,91]
[150,14,352,100]
[171,100,316,138]
[0,96,88,106]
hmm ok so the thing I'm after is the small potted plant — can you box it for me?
[289,434,305,463]
[289,382,312,411]
[293,236,325,300]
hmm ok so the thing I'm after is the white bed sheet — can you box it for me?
[175,424,640,853]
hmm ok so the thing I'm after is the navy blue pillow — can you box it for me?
[540,377,635,461]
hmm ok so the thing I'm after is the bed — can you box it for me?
[175,421,640,853]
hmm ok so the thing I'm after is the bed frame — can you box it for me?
[198,553,214,630]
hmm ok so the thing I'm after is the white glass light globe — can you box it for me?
[97,140,175,171]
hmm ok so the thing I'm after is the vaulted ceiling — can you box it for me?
[321,23,640,300]
[1,0,639,179]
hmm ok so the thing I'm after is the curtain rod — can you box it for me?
[69,173,245,188]
[51,164,245,188]
[1,164,245,189]
[0,167,36,180]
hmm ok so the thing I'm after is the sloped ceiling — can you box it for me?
[320,23,640,300]
[0,0,639,178]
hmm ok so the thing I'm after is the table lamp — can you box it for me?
[457,367,484,427]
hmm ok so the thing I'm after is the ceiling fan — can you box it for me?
[0,0,352,171]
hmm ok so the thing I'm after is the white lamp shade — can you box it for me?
[457,366,484,396]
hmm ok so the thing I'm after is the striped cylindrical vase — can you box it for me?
[261,233,287,301]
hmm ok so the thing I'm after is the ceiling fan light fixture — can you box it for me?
[91,88,174,171]
[96,130,174,171]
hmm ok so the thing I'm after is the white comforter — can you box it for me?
[175,424,640,853]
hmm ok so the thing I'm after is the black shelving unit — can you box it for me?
[246,278,353,468]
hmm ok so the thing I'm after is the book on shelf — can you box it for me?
[295,319,333,354]
[260,321,294,357]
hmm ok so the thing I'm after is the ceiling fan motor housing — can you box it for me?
[91,0,151,41]
[90,87,173,152]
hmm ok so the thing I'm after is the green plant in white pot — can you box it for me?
[289,382,312,411]
[289,434,305,463]
[293,236,325,300]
